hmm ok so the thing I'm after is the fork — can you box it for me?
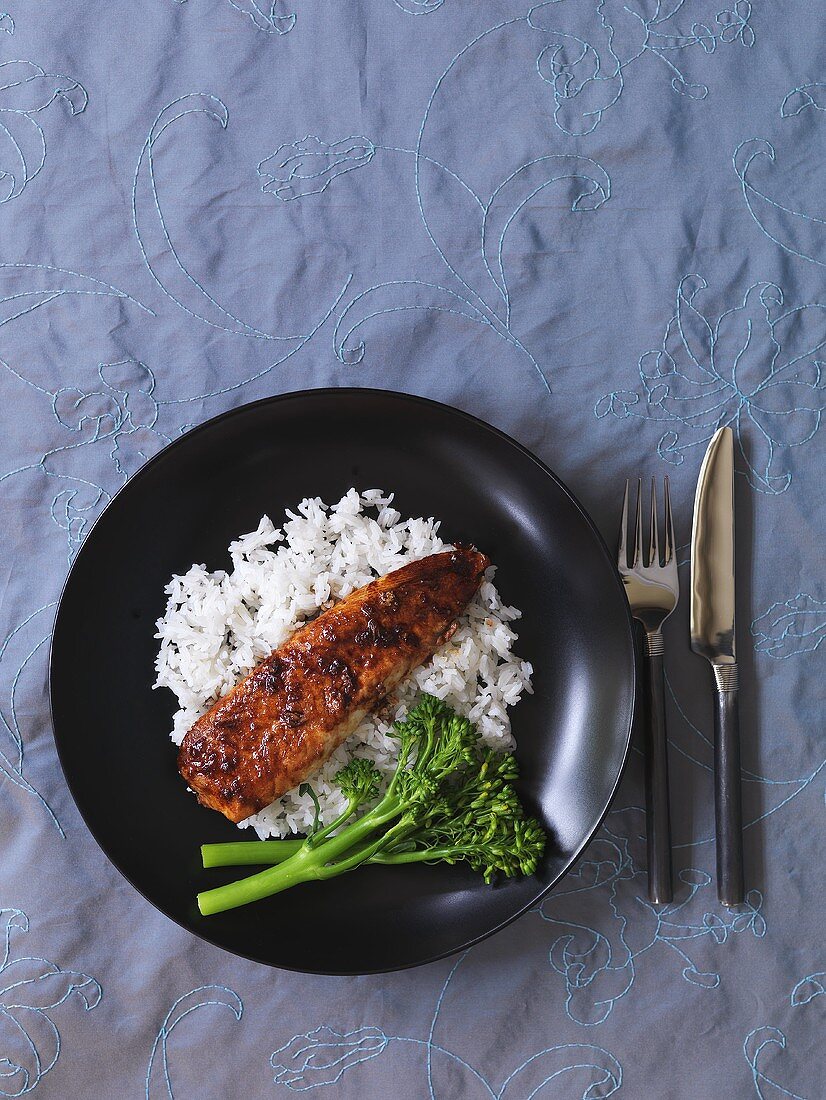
[618,477,679,905]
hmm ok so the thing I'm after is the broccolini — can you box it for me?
[197,695,546,916]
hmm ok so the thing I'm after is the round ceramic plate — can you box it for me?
[50,388,635,974]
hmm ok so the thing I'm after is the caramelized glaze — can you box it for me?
[178,548,489,822]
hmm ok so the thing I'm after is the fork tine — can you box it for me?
[648,477,659,568]
[663,475,675,564]
[632,477,643,567]
[618,479,630,567]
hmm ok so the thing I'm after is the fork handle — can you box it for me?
[644,631,673,905]
[713,664,744,906]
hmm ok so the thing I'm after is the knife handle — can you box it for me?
[713,664,744,906]
[644,632,673,905]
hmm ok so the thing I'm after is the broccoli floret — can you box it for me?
[334,757,381,806]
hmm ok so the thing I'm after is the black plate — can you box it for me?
[50,388,635,974]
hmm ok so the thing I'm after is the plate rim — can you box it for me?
[48,386,637,974]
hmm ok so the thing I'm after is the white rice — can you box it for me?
[153,488,533,838]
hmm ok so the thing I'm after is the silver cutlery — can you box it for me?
[690,426,744,906]
[618,476,679,904]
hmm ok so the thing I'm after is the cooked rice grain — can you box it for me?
[153,489,532,838]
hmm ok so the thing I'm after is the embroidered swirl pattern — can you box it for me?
[271,1022,624,1097]
[735,82,826,268]
[0,1,823,1096]
[531,0,754,136]
[538,811,765,1026]
[596,275,826,494]
[0,909,100,1096]
[145,986,243,1099]
[751,595,826,659]
[0,20,86,204]
[743,971,825,1099]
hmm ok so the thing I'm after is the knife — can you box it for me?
[690,426,744,906]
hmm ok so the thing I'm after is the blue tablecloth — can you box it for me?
[1,2,823,1096]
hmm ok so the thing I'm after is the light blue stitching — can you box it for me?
[413,15,555,392]
[0,359,180,839]
[418,18,563,319]
[595,274,826,494]
[335,5,749,393]
[271,938,623,1097]
[751,594,826,659]
[271,1025,622,1099]
[391,0,445,14]
[333,280,511,366]
[375,144,484,208]
[322,14,618,394]
[254,11,736,390]
[538,808,765,1026]
[156,273,352,402]
[734,140,826,268]
[0,908,100,1096]
[667,758,826,851]
[528,0,754,137]
[734,82,826,268]
[0,357,168,559]
[665,672,820,786]
[661,671,826,849]
[744,1028,806,1100]
[0,45,87,204]
[258,136,376,200]
[171,0,447,33]
[530,3,635,136]
[481,154,611,325]
[0,263,153,328]
[271,1026,390,1092]
[393,1036,496,1100]
[170,0,295,33]
[133,96,273,339]
[145,986,242,1100]
[259,137,486,218]
[781,82,826,118]
[426,952,467,1100]
[226,0,295,34]
[743,968,825,1097]
[497,1043,622,1099]
[791,973,826,1007]
[0,605,63,836]
[132,96,353,364]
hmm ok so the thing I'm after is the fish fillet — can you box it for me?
[178,547,489,822]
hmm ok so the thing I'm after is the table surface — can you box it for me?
[1,2,823,1097]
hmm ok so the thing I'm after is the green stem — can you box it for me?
[315,818,414,878]
[201,841,303,868]
[197,797,403,916]
[200,818,420,871]
[371,845,465,865]
[305,796,362,848]
[198,846,320,915]
[200,794,368,871]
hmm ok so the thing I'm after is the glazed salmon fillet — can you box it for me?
[178,547,489,822]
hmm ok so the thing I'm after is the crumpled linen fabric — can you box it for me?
[0,1,823,1097]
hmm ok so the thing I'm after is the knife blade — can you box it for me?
[690,426,744,906]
